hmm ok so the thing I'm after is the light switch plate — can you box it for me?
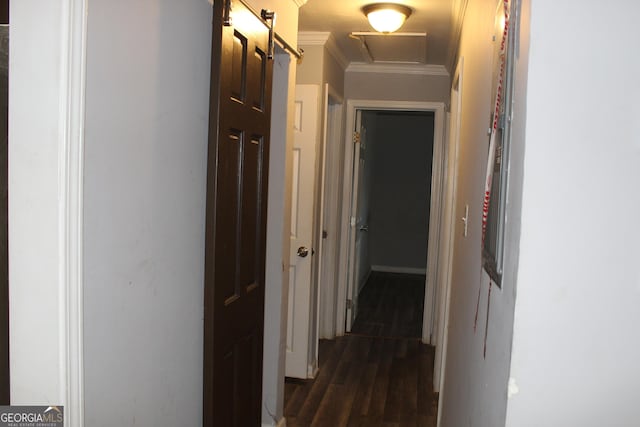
[462,204,469,237]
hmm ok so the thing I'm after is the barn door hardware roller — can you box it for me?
[223,0,232,26]
[222,0,303,59]
[261,9,276,59]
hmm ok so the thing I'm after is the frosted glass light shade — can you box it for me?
[362,3,412,33]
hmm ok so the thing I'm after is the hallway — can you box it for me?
[284,273,438,426]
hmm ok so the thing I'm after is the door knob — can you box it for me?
[297,246,309,258]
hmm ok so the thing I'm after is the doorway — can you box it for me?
[348,109,435,340]
[334,100,447,344]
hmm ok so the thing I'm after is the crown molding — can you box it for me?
[346,62,450,77]
[298,32,350,70]
[297,31,331,46]
[324,35,349,70]
[292,0,308,7]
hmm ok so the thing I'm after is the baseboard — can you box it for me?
[262,417,287,427]
[371,265,427,275]
[307,360,319,379]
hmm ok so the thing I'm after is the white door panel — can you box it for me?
[286,84,319,378]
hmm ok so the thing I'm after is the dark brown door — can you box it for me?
[203,0,273,425]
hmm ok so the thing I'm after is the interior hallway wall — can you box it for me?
[296,36,347,340]
[345,69,449,104]
[296,45,324,85]
[438,0,523,425]
[506,0,640,425]
[367,111,434,273]
[83,1,211,425]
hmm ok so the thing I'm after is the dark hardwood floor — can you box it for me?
[351,272,426,339]
[285,273,437,427]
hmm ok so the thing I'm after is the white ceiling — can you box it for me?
[298,0,458,67]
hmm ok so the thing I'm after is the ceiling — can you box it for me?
[298,0,459,67]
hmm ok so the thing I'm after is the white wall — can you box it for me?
[323,47,345,96]
[9,0,70,406]
[296,45,324,84]
[345,70,450,104]
[295,38,348,340]
[83,1,211,425]
[506,0,640,425]
[10,0,301,425]
[438,0,521,425]
[296,35,346,96]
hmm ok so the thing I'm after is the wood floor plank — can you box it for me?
[367,338,395,418]
[285,337,438,427]
[351,272,426,339]
[399,341,419,424]
[285,273,437,427]
[292,338,347,424]
[347,362,378,419]
[311,337,372,427]
[418,344,435,417]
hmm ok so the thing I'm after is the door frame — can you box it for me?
[434,57,464,401]
[262,46,296,424]
[317,84,344,341]
[10,0,86,423]
[336,99,446,340]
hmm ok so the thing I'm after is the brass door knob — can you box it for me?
[297,246,309,258]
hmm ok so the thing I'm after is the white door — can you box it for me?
[345,110,371,331]
[286,84,319,378]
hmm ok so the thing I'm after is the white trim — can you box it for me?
[324,35,349,70]
[337,100,446,338]
[307,362,319,379]
[346,62,449,77]
[312,83,330,370]
[297,31,330,45]
[291,0,307,7]
[297,32,349,70]
[371,265,427,275]
[318,88,344,340]
[10,0,86,418]
[263,49,294,426]
[435,58,464,427]
[423,105,447,345]
[60,0,87,425]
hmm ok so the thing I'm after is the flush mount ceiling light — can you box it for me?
[362,3,413,34]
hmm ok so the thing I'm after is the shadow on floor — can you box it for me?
[285,273,437,427]
[351,272,426,339]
